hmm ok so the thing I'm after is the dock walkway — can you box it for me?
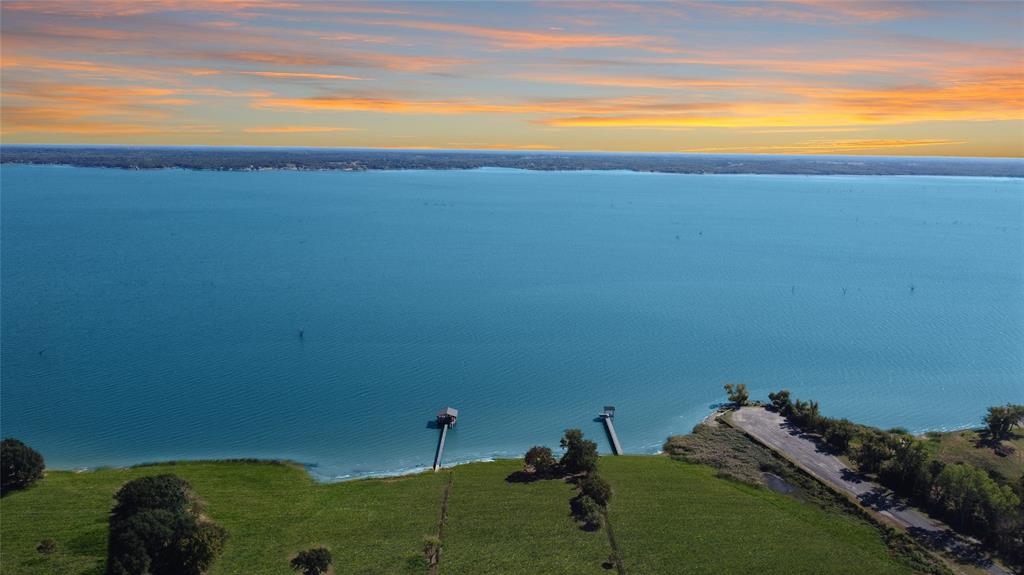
[600,407,623,455]
[433,407,458,471]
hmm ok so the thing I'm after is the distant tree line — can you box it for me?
[765,391,1024,566]
[6,145,1024,177]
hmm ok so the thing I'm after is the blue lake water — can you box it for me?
[2,165,1022,480]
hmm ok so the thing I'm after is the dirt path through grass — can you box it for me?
[429,471,455,575]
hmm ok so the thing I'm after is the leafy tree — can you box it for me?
[112,474,196,519]
[108,508,186,575]
[573,494,602,530]
[290,547,332,575]
[984,404,1024,441]
[1,438,45,495]
[767,390,792,414]
[560,429,598,475]
[524,446,557,475]
[723,383,749,406]
[788,399,822,431]
[822,418,857,453]
[852,430,893,474]
[107,475,226,575]
[931,463,1020,537]
[878,436,929,498]
[580,473,613,507]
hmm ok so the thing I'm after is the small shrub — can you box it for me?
[37,538,57,554]
[572,494,602,530]
[524,446,557,475]
[290,547,332,575]
[723,383,749,406]
[767,389,792,414]
[822,418,857,454]
[579,473,613,507]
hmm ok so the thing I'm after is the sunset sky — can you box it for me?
[2,0,1022,156]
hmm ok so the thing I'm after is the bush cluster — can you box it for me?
[767,391,855,453]
[523,429,613,531]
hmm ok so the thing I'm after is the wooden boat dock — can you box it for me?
[433,407,458,471]
[599,406,623,455]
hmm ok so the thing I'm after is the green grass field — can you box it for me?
[0,461,447,575]
[440,460,609,574]
[601,457,910,575]
[2,456,918,575]
[924,429,1024,482]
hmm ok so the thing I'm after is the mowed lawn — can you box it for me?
[600,456,912,575]
[3,456,916,575]
[0,461,447,575]
[440,460,609,574]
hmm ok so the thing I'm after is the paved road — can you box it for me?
[730,406,1012,575]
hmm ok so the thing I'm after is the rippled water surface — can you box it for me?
[2,166,1022,479]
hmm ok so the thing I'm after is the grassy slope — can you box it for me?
[924,429,1024,481]
[0,461,447,575]
[3,457,914,575]
[601,457,911,575]
[440,460,609,574]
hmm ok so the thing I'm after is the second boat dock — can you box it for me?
[599,405,623,455]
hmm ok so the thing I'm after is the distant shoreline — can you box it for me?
[3,145,1022,177]
[45,416,987,483]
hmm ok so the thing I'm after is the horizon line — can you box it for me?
[2,143,1022,161]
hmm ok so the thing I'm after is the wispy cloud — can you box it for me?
[348,18,671,51]
[238,71,368,80]
[243,126,356,133]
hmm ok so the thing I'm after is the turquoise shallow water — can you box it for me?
[2,165,1022,480]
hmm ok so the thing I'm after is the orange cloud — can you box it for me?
[1,82,196,135]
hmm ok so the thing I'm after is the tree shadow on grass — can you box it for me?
[505,467,571,485]
[504,470,543,484]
